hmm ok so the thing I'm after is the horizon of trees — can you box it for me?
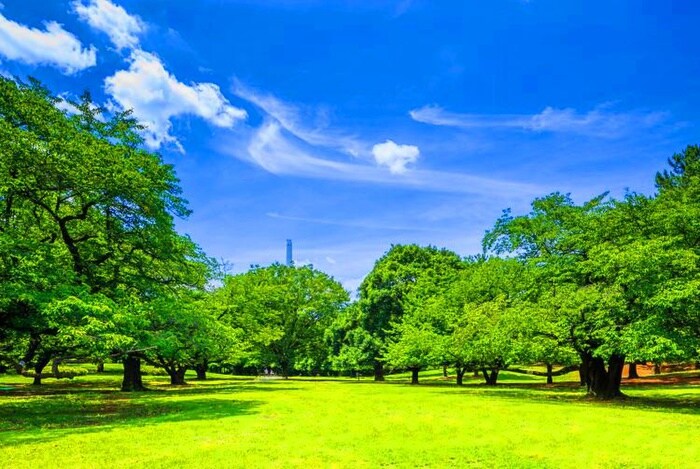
[1,77,698,399]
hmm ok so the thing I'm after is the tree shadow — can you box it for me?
[0,375,300,397]
[423,380,700,415]
[0,393,264,447]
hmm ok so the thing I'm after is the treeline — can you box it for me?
[1,78,698,399]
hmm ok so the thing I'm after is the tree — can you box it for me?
[327,303,374,377]
[0,77,212,391]
[484,184,700,398]
[358,244,464,380]
[384,323,441,384]
[434,258,528,385]
[137,292,241,385]
[218,264,348,378]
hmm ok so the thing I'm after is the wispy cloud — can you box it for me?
[218,119,541,198]
[73,0,145,51]
[410,104,668,138]
[0,13,96,74]
[266,212,448,232]
[233,81,367,158]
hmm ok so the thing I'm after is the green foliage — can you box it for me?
[217,264,349,376]
[357,244,464,377]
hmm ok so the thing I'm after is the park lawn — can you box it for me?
[1,368,699,468]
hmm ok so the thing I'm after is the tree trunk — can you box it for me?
[169,367,187,385]
[373,360,385,381]
[695,361,700,370]
[627,362,639,379]
[473,369,480,377]
[579,352,591,386]
[654,363,661,374]
[280,360,290,379]
[121,354,146,392]
[546,363,553,385]
[481,368,499,385]
[442,364,448,377]
[32,354,51,386]
[96,361,104,373]
[456,367,465,386]
[195,362,208,380]
[410,367,419,385]
[587,354,625,399]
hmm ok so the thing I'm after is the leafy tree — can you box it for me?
[218,264,348,378]
[358,244,464,380]
[327,303,374,377]
[384,322,441,384]
[0,77,211,390]
[138,292,241,385]
[484,183,700,398]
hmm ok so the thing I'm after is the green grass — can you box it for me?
[1,367,699,468]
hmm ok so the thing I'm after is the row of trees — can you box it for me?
[339,146,700,398]
[1,77,698,399]
[0,77,349,390]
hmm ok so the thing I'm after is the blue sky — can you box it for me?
[1,0,698,292]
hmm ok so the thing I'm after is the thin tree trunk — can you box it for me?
[654,363,661,374]
[442,364,448,377]
[373,360,385,381]
[546,363,553,385]
[96,361,104,373]
[456,367,465,386]
[579,352,591,387]
[121,354,146,392]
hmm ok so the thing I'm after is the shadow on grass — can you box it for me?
[418,380,700,415]
[0,391,265,447]
[0,376,308,447]
[0,374,300,397]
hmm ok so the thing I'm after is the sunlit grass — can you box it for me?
[1,366,698,468]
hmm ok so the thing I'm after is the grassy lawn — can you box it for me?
[1,367,699,468]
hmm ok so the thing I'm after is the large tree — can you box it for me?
[217,264,348,378]
[358,244,464,380]
[484,181,700,398]
[0,77,211,390]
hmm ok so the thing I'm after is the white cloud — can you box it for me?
[234,81,366,158]
[0,14,95,74]
[410,105,667,138]
[73,0,145,50]
[372,139,419,174]
[105,50,247,150]
[220,120,540,198]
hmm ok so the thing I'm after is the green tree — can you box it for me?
[358,244,464,380]
[218,264,348,378]
[484,184,699,398]
[0,77,211,390]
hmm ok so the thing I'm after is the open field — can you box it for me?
[1,367,699,468]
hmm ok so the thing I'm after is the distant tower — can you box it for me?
[286,239,293,266]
